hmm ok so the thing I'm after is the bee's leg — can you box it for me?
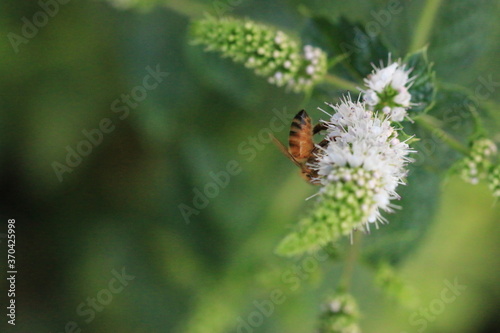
[309,139,329,158]
[313,122,328,135]
[317,139,329,148]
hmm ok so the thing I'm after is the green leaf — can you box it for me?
[373,262,419,308]
[432,84,498,140]
[410,85,490,172]
[275,219,334,257]
[104,0,164,10]
[360,83,493,265]
[293,0,391,25]
[361,165,440,265]
[404,47,437,114]
[302,16,392,80]
[428,0,498,82]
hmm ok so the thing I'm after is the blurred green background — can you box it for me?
[0,0,499,332]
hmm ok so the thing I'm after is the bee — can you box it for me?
[272,110,328,184]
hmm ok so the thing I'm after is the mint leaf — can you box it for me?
[404,48,436,116]
[302,16,392,79]
[361,165,440,265]
[428,0,497,82]
[405,47,436,114]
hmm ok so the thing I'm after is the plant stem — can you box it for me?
[302,89,313,108]
[438,81,500,114]
[415,114,469,155]
[323,74,359,92]
[339,231,362,291]
[409,0,443,52]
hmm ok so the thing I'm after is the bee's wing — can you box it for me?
[272,135,303,169]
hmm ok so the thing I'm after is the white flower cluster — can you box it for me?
[276,98,414,256]
[362,58,414,122]
[312,98,413,227]
[256,41,327,92]
[192,17,327,93]
[298,45,328,91]
[457,138,497,184]
[489,165,500,198]
[317,292,361,333]
[265,43,327,93]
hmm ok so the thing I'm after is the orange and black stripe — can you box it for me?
[288,110,314,163]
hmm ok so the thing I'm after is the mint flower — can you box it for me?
[276,98,413,256]
[191,17,327,93]
[451,137,500,199]
[362,57,414,122]
[456,138,497,185]
[488,164,500,198]
[315,99,413,223]
[375,262,419,307]
[317,292,361,333]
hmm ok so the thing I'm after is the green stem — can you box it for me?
[415,114,469,155]
[467,105,489,139]
[409,0,443,52]
[301,88,313,108]
[438,81,500,114]
[323,74,359,92]
[339,231,362,291]
[327,53,350,70]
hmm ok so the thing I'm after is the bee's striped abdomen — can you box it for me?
[288,110,314,163]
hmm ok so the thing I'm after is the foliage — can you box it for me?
[3,0,499,332]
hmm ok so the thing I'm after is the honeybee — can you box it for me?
[272,110,328,184]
